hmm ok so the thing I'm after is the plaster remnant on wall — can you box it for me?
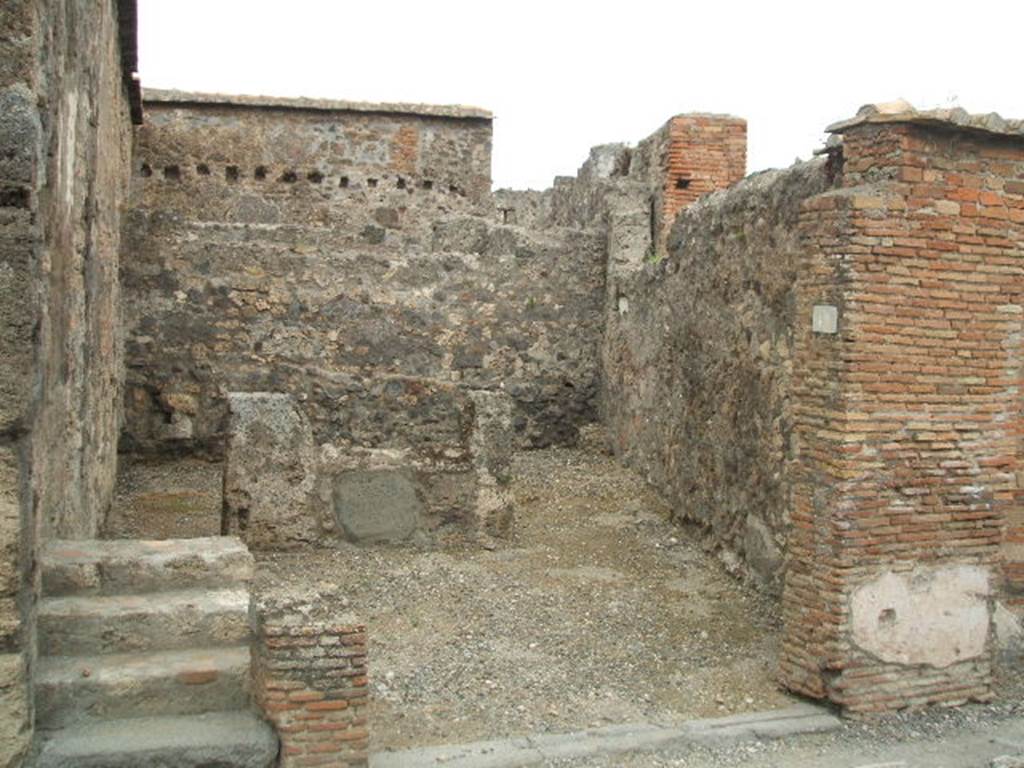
[850,565,991,668]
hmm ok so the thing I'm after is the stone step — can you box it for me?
[40,537,253,597]
[31,711,278,768]
[35,646,252,729]
[38,587,251,656]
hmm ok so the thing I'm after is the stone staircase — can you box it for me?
[30,537,278,767]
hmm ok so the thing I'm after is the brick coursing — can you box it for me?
[254,619,369,767]
[781,122,1024,712]
[660,115,747,249]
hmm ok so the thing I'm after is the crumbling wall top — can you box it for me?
[142,88,493,121]
[827,99,1024,140]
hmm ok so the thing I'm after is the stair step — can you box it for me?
[40,537,253,597]
[35,646,252,729]
[31,711,278,768]
[38,588,250,656]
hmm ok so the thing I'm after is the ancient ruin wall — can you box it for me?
[781,115,1024,712]
[0,0,136,762]
[633,115,747,254]
[601,160,836,592]
[122,98,607,541]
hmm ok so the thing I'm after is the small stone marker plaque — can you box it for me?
[812,304,838,335]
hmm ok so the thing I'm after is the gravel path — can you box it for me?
[257,445,793,751]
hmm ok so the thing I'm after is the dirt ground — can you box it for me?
[103,442,1024,756]
[111,446,790,751]
[105,454,223,539]
[108,443,792,749]
[266,445,794,751]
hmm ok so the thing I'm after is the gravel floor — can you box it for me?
[105,454,223,539]
[256,445,794,751]
[106,444,1024,757]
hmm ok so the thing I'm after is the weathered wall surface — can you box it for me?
[0,0,135,763]
[122,99,605,540]
[601,160,835,592]
[583,104,1022,712]
[134,90,494,218]
[781,111,1024,712]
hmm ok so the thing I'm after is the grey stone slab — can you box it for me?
[34,646,251,729]
[40,537,253,597]
[372,737,540,768]
[529,722,685,760]
[332,469,423,543]
[38,587,250,655]
[682,705,841,747]
[370,705,840,768]
[31,711,278,768]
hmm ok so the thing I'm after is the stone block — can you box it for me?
[332,470,422,544]
[743,514,783,592]
[0,84,39,185]
[223,393,318,548]
[469,390,515,536]
[994,601,1022,661]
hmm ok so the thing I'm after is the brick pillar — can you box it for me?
[655,115,746,252]
[782,112,1024,713]
[253,593,369,767]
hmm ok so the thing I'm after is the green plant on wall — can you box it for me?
[644,245,664,264]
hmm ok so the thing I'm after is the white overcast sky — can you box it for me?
[138,1,1024,191]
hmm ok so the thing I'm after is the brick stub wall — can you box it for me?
[253,591,369,767]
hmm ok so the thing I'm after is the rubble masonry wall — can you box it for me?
[0,0,135,762]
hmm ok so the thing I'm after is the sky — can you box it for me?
[137,0,1024,191]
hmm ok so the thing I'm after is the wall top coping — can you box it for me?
[827,99,1024,140]
[142,88,493,121]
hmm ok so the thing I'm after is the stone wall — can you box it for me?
[122,96,606,541]
[780,108,1024,713]
[601,160,836,592]
[253,590,369,767]
[583,103,1022,712]
[0,0,136,763]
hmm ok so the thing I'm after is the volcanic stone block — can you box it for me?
[332,470,422,544]
[223,393,318,548]
[468,390,515,536]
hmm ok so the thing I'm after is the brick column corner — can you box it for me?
[781,106,1024,714]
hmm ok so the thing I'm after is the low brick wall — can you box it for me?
[253,592,369,767]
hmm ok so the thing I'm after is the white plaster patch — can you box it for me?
[850,565,991,668]
[812,304,838,334]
